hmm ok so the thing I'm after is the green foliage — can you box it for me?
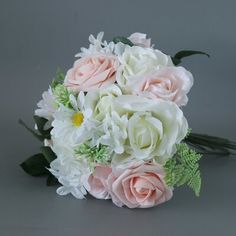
[164,143,202,196]
[46,174,59,186]
[19,116,52,141]
[19,119,44,141]
[53,84,71,107]
[20,146,59,186]
[33,115,52,139]
[40,146,57,163]
[20,153,49,176]
[51,68,65,89]
[113,36,134,46]
[75,144,111,166]
[171,50,210,65]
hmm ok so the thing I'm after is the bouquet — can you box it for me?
[20,32,236,208]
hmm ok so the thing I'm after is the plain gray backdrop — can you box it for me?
[1,0,236,235]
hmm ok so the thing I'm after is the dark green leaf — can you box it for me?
[18,119,44,141]
[47,174,59,186]
[20,154,49,176]
[113,36,134,46]
[172,50,210,65]
[33,115,52,138]
[40,146,57,164]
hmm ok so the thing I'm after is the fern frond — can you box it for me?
[164,143,202,196]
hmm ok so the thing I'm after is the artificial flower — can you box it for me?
[128,32,151,48]
[117,46,173,91]
[87,165,112,199]
[129,66,193,106]
[49,151,91,199]
[64,54,119,92]
[35,87,57,121]
[85,84,122,121]
[21,32,217,209]
[107,162,173,208]
[51,93,97,147]
[114,95,188,163]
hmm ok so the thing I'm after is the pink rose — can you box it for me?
[88,166,112,199]
[131,66,193,106]
[64,54,119,92]
[107,163,173,208]
[128,32,151,48]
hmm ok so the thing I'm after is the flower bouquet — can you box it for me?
[20,32,236,208]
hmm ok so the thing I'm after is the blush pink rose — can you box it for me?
[88,166,112,199]
[107,163,173,208]
[128,32,151,48]
[130,66,193,106]
[64,54,119,92]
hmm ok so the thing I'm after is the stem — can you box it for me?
[185,132,236,156]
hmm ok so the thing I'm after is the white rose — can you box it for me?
[85,84,122,121]
[117,46,173,92]
[114,95,188,163]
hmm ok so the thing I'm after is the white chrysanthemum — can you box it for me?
[49,140,91,199]
[35,87,57,121]
[51,92,98,147]
[116,46,173,92]
[97,111,128,154]
[76,32,114,57]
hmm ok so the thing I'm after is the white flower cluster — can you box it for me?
[35,32,193,200]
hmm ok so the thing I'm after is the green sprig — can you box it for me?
[51,68,65,89]
[164,143,202,196]
[53,84,71,107]
[75,144,111,166]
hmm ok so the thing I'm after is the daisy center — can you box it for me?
[72,112,84,127]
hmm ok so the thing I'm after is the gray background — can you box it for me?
[1,0,236,235]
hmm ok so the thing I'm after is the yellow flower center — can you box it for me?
[72,112,84,127]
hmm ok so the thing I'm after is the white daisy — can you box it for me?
[51,92,98,148]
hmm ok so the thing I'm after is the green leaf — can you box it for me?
[46,174,59,186]
[18,119,44,141]
[51,68,65,89]
[172,50,210,65]
[113,36,134,46]
[33,115,52,138]
[20,154,49,176]
[40,146,57,164]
